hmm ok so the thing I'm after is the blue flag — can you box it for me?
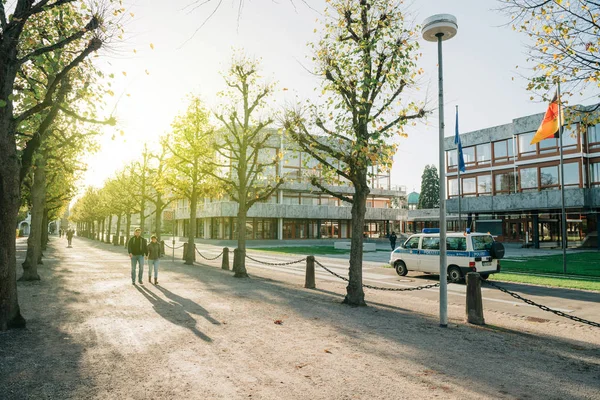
[455,107,466,173]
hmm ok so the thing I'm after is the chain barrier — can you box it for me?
[245,254,307,267]
[313,259,442,292]
[194,247,224,261]
[164,242,185,250]
[483,280,600,328]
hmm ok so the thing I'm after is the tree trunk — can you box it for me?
[21,157,46,281]
[100,218,105,242]
[106,214,112,243]
[234,207,249,278]
[155,196,163,241]
[344,182,368,306]
[0,98,26,330]
[185,190,197,265]
[114,214,122,246]
[41,208,49,251]
[125,214,131,247]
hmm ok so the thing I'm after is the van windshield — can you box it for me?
[472,235,494,251]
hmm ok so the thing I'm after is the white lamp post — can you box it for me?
[422,14,458,328]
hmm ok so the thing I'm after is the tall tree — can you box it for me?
[417,165,439,209]
[207,54,283,277]
[283,0,425,306]
[502,0,600,119]
[0,1,119,330]
[145,142,174,241]
[164,96,216,265]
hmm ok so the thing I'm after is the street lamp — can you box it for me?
[422,14,458,328]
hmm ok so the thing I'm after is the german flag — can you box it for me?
[530,93,562,145]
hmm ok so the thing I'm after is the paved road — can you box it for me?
[181,242,600,325]
[4,235,599,400]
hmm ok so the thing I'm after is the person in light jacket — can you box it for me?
[147,235,161,285]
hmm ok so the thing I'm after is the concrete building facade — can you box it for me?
[174,135,407,241]
[443,105,600,248]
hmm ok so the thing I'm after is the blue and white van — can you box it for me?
[389,230,504,282]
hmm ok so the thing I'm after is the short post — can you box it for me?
[466,272,485,325]
[160,240,165,256]
[222,247,230,270]
[182,242,188,260]
[305,255,315,289]
[232,248,240,273]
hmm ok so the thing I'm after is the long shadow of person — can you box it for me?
[135,285,212,342]
[155,285,221,326]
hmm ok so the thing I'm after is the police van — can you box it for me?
[389,229,505,282]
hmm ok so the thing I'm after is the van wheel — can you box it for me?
[447,266,462,283]
[480,273,489,280]
[394,261,408,276]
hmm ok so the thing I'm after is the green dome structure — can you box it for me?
[407,191,420,206]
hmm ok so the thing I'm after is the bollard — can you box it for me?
[232,248,240,273]
[160,240,165,256]
[222,247,230,270]
[305,255,316,289]
[183,242,188,260]
[466,272,485,325]
[120,235,124,246]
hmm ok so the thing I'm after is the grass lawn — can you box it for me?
[502,252,600,277]
[491,273,600,292]
[252,246,350,255]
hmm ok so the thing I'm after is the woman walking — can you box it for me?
[147,235,161,285]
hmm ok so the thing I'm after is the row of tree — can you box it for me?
[0,1,128,330]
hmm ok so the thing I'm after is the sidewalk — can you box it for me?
[1,237,598,399]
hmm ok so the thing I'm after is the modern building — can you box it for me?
[174,134,407,241]
[443,105,600,248]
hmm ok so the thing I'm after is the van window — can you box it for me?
[472,235,493,250]
[404,236,420,249]
[422,237,440,250]
[447,237,467,251]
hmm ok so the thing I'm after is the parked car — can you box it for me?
[389,230,505,282]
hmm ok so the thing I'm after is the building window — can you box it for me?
[538,137,558,155]
[447,149,457,167]
[448,178,458,198]
[518,132,536,157]
[588,124,600,149]
[494,171,517,194]
[563,162,580,187]
[462,177,476,197]
[477,175,492,196]
[590,162,600,186]
[562,124,579,150]
[462,146,476,166]
[476,143,491,164]
[493,138,514,163]
[540,165,559,190]
[520,167,538,191]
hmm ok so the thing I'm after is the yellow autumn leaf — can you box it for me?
[150,43,155,50]
[122,71,127,76]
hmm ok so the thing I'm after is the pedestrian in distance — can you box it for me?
[67,229,74,247]
[128,228,148,285]
[147,235,161,285]
[389,231,397,250]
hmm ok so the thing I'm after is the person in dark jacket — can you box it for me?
[67,229,74,247]
[389,231,397,250]
[147,235,161,285]
[127,228,148,285]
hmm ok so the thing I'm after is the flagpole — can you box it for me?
[456,105,462,232]
[557,81,567,274]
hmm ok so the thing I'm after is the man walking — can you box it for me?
[67,229,74,247]
[147,235,161,285]
[128,228,148,285]
[389,231,397,250]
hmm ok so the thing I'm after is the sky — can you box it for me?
[82,0,590,194]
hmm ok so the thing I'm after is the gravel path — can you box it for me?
[1,237,599,400]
